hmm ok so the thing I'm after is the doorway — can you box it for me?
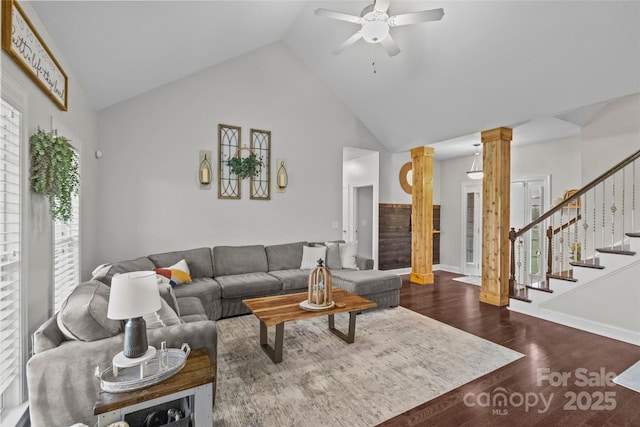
[342,148,379,269]
[462,183,482,276]
[355,186,373,258]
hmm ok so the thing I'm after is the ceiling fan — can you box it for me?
[315,0,444,57]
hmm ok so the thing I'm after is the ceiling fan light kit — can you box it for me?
[315,1,444,57]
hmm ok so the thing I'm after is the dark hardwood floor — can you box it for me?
[378,271,640,427]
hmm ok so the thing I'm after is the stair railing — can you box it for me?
[509,148,640,298]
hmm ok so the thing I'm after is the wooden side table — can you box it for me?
[94,348,215,427]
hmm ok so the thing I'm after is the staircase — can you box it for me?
[507,149,640,345]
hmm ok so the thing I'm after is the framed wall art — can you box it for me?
[218,124,241,199]
[250,129,271,200]
[2,0,68,110]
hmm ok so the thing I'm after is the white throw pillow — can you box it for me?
[339,241,359,270]
[300,245,327,269]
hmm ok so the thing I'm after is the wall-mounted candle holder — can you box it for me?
[276,158,288,192]
[199,150,212,186]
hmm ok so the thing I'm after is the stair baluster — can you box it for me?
[592,188,597,264]
[610,174,617,248]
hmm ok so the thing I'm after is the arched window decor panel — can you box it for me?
[250,129,271,200]
[218,124,241,199]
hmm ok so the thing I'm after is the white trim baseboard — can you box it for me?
[435,264,461,274]
[538,308,640,346]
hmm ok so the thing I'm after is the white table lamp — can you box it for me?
[108,271,161,358]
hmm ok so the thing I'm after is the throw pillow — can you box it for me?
[154,259,192,287]
[339,241,359,270]
[324,242,343,270]
[300,245,327,269]
[57,281,123,342]
[144,298,182,329]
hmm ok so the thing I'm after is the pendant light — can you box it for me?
[466,144,483,180]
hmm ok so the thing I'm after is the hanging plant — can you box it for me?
[226,152,264,180]
[30,128,79,222]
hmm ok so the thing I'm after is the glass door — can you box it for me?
[462,183,482,276]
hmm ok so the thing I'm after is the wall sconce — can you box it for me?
[199,150,212,185]
[466,144,483,180]
[276,158,288,192]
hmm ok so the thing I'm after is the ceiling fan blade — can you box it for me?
[380,34,401,57]
[315,8,362,24]
[389,8,444,27]
[333,32,363,54]
[374,0,391,13]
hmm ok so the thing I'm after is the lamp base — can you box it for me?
[123,317,149,358]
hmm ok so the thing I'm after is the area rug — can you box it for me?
[452,275,482,286]
[614,360,640,393]
[213,307,523,426]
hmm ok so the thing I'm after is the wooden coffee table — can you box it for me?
[243,288,376,363]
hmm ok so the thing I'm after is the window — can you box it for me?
[53,193,80,312]
[0,98,22,414]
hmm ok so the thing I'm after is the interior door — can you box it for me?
[355,186,373,258]
[462,183,482,276]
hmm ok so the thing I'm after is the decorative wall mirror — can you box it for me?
[250,129,271,200]
[399,161,413,195]
[218,124,241,199]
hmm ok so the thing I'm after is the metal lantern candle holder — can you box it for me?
[305,259,334,310]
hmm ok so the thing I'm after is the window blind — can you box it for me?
[0,99,21,399]
[53,193,80,312]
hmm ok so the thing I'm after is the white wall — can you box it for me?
[97,42,389,264]
[581,92,640,183]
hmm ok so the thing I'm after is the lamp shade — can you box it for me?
[107,271,161,320]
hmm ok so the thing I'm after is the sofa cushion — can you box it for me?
[331,270,402,295]
[148,247,214,279]
[265,241,307,271]
[101,257,157,286]
[172,277,221,320]
[176,297,209,323]
[57,281,123,342]
[213,245,268,276]
[268,269,310,292]
[216,272,281,299]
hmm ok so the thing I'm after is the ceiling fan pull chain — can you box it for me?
[372,44,378,74]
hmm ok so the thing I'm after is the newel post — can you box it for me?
[509,227,516,296]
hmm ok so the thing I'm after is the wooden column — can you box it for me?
[410,146,434,285]
[480,127,512,306]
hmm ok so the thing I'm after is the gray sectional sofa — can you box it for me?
[27,241,402,426]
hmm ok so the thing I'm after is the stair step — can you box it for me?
[596,247,636,256]
[627,232,640,238]
[570,260,605,270]
[547,273,578,282]
[509,287,531,303]
[526,284,553,293]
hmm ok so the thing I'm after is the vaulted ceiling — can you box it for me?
[31,1,640,158]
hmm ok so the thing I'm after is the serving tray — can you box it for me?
[98,343,190,393]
